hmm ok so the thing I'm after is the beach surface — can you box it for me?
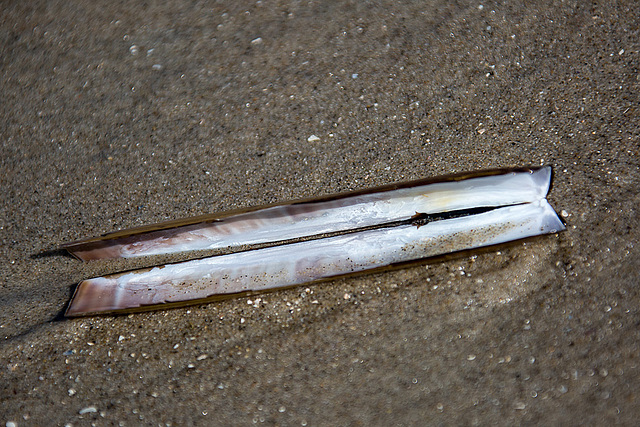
[1,0,639,425]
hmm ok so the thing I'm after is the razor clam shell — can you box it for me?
[66,200,565,316]
[63,167,553,260]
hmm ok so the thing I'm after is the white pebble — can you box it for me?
[79,406,97,414]
[251,37,263,45]
[561,210,569,218]
[307,135,320,142]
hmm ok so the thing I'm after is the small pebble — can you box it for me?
[251,37,263,45]
[307,135,320,142]
[79,406,97,415]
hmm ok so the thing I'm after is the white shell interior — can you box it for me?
[71,167,553,260]
[66,198,565,316]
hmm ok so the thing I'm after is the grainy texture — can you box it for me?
[1,0,638,425]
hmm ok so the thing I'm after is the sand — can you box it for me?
[1,0,639,425]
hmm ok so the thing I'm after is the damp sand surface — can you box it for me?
[1,0,639,425]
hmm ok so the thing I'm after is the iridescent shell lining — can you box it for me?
[63,167,555,260]
[64,167,565,316]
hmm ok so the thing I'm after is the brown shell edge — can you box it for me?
[64,230,562,317]
[60,166,547,252]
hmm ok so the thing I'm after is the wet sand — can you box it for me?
[1,0,639,425]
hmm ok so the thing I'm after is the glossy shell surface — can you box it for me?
[64,167,554,261]
[65,166,565,316]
